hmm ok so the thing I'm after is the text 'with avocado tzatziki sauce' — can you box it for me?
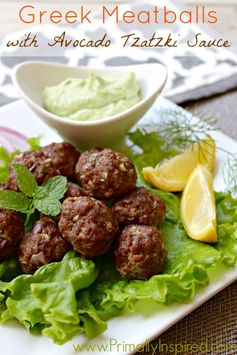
[42,72,141,121]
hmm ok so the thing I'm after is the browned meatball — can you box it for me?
[75,148,137,199]
[112,187,166,227]
[18,218,69,274]
[64,182,87,199]
[115,225,167,280]
[41,142,80,180]
[8,150,60,190]
[0,208,24,261]
[59,196,119,258]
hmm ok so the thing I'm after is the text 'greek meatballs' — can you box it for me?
[18,218,69,274]
[75,148,137,199]
[59,196,119,259]
[115,225,167,280]
[112,187,166,227]
[0,208,24,261]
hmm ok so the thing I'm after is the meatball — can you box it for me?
[59,196,119,258]
[8,150,60,190]
[75,148,137,199]
[114,225,167,280]
[112,187,166,227]
[18,218,69,274]
[0,208,24,261]
[41,142,80,180]
[64,182,87,199]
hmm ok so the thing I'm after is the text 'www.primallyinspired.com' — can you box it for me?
[73,338,237,354]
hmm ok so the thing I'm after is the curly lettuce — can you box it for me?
[0,251,100,344]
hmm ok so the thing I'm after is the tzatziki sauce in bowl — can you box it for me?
[13,61,167,149]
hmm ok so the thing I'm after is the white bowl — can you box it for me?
[12,61,167,149]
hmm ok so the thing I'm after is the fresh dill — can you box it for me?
[140,106,217,152]
[224,153,237,196]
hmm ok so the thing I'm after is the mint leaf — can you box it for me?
[34,199,61,216]
[0,190,31,212]
[13,164,38,197]
[42,176,68,200]
[33,176,67,217]
[33,186,47,199]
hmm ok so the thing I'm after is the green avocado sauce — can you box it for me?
[42,72,141,121]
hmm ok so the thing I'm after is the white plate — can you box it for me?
[0,98,237,355]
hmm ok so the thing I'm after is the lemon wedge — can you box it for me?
[142,136,216,192]
[181,164,217,243]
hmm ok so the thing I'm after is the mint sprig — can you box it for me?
[0,164,68,224]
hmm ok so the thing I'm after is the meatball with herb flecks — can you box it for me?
[64,182,87,199]
[41,142,80,180]
[75,148,137,199]
[0,208,24,261]
[18,218,69,274]
[112,187,166,227]
[8,150,60,191]
[115,225,167,280]
[59,196,119,259]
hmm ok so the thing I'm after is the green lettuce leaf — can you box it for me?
[0,251,102,344]
[27,135,42,151]
[128,129,167,168]
[215,192,237,266]
[0,147,19,183]
[77,290,107,338]
[216,192,237,225]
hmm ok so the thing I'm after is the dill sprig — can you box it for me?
[157,107,217,151]
[140,106,217,151]
[224,153,237,196]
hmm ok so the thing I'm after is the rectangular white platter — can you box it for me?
[0,97,236,355]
